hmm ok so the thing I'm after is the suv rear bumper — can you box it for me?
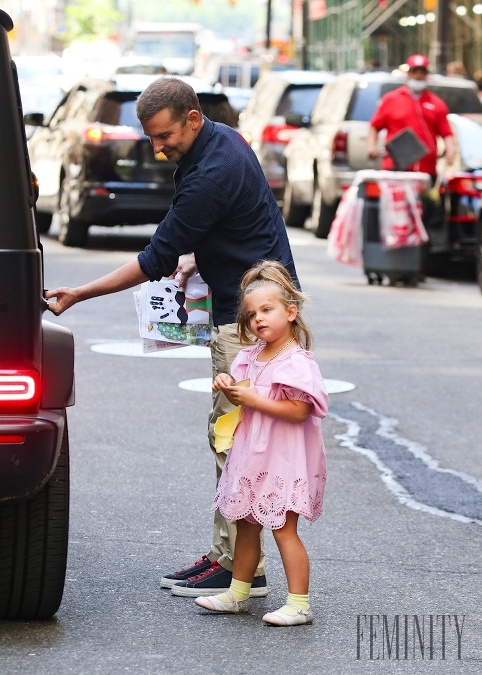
[0,409,66,503]
[73,183,173,226]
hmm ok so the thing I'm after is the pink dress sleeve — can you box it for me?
[230,345,256,382]
[270,351,328,419]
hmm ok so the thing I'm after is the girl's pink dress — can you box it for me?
[212,342,328,530]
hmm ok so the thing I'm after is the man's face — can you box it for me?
[142,108,202,163]
[408,67,428,82]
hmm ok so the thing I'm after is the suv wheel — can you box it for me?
[58,178,89,247]
[282,181,310,228]
[0,420,69,620]
[313,184,337,239]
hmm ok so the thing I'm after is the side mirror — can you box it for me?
[285,112,311,128]
[23,112,45,127]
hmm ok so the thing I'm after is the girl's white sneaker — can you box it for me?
[262,604,313,626]
[194,591,250,614]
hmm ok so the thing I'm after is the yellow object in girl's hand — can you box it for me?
[214,405,243,453]
[213,379,250,453]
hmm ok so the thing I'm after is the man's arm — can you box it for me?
[45,259,149,315]
[443,134,456,166]
[367,125,380,159]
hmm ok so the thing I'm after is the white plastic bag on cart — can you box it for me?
[327,185,363,265]
[378,180,429,249]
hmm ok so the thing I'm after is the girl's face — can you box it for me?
[244,286,297,345]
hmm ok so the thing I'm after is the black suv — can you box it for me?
[25,74,238,247]
[0,11,74,619]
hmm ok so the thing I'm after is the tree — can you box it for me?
[64,0,122,43]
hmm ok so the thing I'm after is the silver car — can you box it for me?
[283,71,482,236]
[238,69,334,203]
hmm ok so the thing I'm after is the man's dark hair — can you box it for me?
[136,76,202,124]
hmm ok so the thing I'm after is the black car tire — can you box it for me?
[58,178,89,247]
[0,420,69,620]
[36,211,52,234]
[313,185,338,239]
[282,181,310,228]
[59,216,89,248]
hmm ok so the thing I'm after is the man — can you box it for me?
[367,55,455,274]
[367,54,455,175]
[46,77,299,599]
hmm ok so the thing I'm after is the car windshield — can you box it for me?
[95,91,237,131]
[95,93,143,130]
[275,85,323,117]
[430,86,482,114]
[348,80,482,121]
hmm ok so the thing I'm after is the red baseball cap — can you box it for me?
[406,54,429,70]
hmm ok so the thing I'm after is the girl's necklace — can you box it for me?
[253,337,295,385]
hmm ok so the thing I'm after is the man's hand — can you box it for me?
[168,253,198,291]
[367,125,380,160]
[44,287,80,316]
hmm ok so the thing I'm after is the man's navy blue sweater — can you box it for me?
[137,117,298,326]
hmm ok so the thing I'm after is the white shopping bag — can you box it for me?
[134,275,212,351]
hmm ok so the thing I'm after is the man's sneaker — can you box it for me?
[171,561,268,597]
[160,555,212,589]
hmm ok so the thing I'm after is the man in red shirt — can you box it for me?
[367,54,455,175]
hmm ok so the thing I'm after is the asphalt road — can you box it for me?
[1,224,481,674]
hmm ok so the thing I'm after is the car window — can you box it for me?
[249,66,260,88]
[68,88,99,121]
[197,93,237,127]
[49,87,90,125]
[275,85,322,117]
[311,78,355,124]
[430,86,482,114]
[219,64,241,87]
[94,92,142,129]
[245,77,286,117]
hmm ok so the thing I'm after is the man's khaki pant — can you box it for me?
[206,323,265,576]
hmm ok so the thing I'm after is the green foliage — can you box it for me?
[63,0,123,43]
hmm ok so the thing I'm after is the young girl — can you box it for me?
[195,260,328,626]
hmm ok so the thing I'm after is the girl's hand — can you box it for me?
[226,381,259,407]
[213,373,235,392]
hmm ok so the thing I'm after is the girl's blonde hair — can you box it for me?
[237,260,312,350]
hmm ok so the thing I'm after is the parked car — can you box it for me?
[237,69,334,203]
[25,74,238,247]
[0,10,74,619]
[283,71,482,235]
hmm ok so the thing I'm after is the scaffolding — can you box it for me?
[307,0,363,72]
[303,0,482,77]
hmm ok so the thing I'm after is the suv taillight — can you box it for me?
[446,175,481,197]
[0,369,41,414]
[82,126,143,144]
[261,124,298,144]
[332,130,348,161]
